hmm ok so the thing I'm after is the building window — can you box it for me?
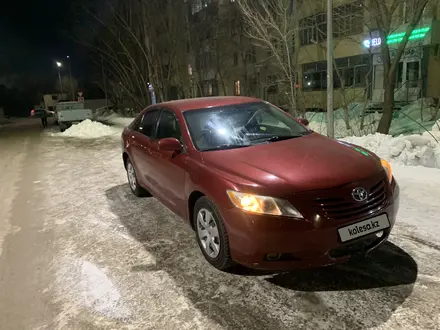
[233,52,239,66]
[333,1,364,37]
[267,75,278,94]
[300,1,364,46]
[191,0,213,14]
[245,47,257,63]
[234,80,241,96]
[196,50,215,70]
[300,13,327,45]
[302,54,370,91]
[200,79,218,97]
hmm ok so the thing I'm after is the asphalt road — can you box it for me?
[0,118,439,330]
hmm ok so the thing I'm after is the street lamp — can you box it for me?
[66,56,74,101]
[56,61,63,96]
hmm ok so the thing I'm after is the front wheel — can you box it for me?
[126,158,148,197]
[194,197,234,271]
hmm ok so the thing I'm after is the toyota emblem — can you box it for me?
[352,187,368,202]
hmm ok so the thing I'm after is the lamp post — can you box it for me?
[326,0,334,138]
[56,61,64,96]
[66,56,74,101]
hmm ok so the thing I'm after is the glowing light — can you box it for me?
[363,26,430,48]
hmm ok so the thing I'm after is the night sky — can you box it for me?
[0,0,104,115]
[0,0,98,80]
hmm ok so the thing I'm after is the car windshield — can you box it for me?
[183,102,310,151]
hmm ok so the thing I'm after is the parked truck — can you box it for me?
[55,101,94,132]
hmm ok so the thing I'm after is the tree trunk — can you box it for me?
[377,83,394,134]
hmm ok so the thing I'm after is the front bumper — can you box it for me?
[223,179,400,271]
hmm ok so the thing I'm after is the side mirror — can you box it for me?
[158,137,182,152]
[297,118,309,126]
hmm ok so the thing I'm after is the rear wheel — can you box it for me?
[194,197,234,271]
[126,158,148,197]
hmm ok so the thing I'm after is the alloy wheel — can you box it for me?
[197,208,221,258]
[127,162,137,191]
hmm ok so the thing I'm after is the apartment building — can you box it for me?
[186,0,268,100]
[298,0,440,110]
[186,0,440,110]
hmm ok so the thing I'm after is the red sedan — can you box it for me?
[121,96,399,271]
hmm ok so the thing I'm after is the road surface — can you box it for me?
[0,118,439,330]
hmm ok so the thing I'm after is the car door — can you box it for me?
[130,109,161,191]
[126,114,145,178]
[148,109,188,217]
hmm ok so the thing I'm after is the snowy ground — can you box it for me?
[0,118,440,329]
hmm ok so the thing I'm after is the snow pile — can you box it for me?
[340,120,440,168]
[61,119,119,139]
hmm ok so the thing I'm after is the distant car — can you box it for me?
[121,96,399,271]
[54,101,93,132]
[30,108,53,118]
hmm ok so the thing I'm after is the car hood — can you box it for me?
[201,133,382,192]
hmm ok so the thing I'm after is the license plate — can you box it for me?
[338,214,390,243]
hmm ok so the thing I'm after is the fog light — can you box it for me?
[266,253,281,261]
[375,231,384,238]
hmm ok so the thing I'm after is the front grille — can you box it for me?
[314,179,387,220]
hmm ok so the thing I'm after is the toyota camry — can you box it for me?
[121,96,399,271]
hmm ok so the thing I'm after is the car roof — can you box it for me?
[149,96,262,113]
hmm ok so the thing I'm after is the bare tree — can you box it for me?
[370,0,430,134]
[237,0,302,115]
[78,0,191,112]
[55,76,79,97]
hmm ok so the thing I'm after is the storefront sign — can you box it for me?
[363,38,381,48]
[363,26,430,48]
[373,47,422,65]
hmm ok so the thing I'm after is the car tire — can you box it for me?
[194,197,234,271]
[126,158,149,197]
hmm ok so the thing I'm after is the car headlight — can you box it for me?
[381,159,393,183]
[226,190,303,218]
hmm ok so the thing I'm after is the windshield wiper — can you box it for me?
[201,144,251,152]
[265,135,302,142]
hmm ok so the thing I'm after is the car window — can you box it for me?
[156,110,182,141]
[183,102,309,151]
[254,111,289,128]
[130,115,143,130]
[139,110,160,137]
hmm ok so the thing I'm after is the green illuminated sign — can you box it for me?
[387,27,430,44]
[363,26,430,48]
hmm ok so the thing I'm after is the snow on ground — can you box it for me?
[41,123,440,329]
[3,116,440,329]
[0,118,11,126]
[101,113,134,127]
[58,119,121,139]
[392,165,440,240]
